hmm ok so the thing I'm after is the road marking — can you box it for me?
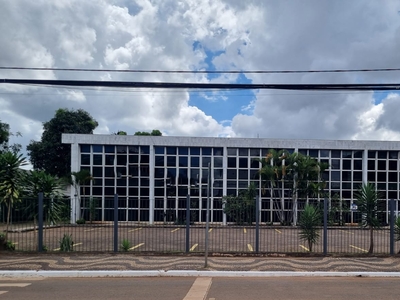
[183,277,212,300]
[171,228,180,232]
[208,228,212,233]
[0,291,7,295]
[275,229,282,234]
[299,245,310,251]
[84,228,100,232]
[339,230,354,235]
[190,244,198,251]
[244,228,247,233]
[53,242,82,251]
[247,244,253,251]
[129,243,144,250]
[350,245,368,253]
[0,283,31,287]
[128,227,142,232]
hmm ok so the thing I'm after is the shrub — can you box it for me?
[121,239,131,252]
[59,234,74,251]
[76,218,86,225]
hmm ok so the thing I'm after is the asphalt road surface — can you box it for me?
[1,276,400,300]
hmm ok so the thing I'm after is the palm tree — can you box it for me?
[298,204,321,252]
[0,152,27,241]
[24,170,65,224]
[256,149,287,224]
[355,182,381,254]
[290,153,328,225]
[70,169,93,220]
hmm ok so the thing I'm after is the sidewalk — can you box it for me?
[0,254,400,272]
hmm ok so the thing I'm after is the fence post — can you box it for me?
[38,192,43,252]
[390,199,395,256]
[114,194,118,253]
[255,195,260,253]
[204,162,211,268]
[186,194,190,253]
[323,197,328,255]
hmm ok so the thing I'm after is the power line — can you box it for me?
[2,66,400,74]
[1,78,400,91]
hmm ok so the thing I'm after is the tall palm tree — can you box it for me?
[355,182,381,254]
[70,169,93,220]
[0,152,27,241]
[256,149,288,224]
[290,153,328,225]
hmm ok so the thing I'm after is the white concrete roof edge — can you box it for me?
[2,270,400,278]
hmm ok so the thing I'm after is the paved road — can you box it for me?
[2,277,400,300]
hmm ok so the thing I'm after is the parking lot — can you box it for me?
[6,223,394,254]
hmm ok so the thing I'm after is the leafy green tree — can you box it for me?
[0,121,10,151]
[0,152,27,241]
[115,131,127,135]
[0,121,21,154]
[298,204,321,252]
[355,182,381,254]
[27,108,98,178]
[134,129,162,136]
[223,183,257,225]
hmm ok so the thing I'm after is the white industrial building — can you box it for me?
[62,134,400,224]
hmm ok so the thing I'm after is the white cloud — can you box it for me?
[1,0,400,159]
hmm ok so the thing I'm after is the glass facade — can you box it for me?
[66,135,400,224]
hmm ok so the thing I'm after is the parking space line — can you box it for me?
[171,228,180,232]
[129,243,144,250]
[128,227,142,232]
[350,245,368,252]
[84,228,100,232]
[247,244,253,251]
[299,245,309,251]
[244,228,247,233]
[339,230,354,235]
[275,229,282,234]
[190,244,198,251]
[0,291,7,295]
[0,284,31,287]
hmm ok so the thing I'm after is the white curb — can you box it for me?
[2,270,400,278]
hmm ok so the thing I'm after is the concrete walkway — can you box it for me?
[0,254,400,273]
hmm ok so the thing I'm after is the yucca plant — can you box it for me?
[298,204,321,252]
[0,152,27,241]
[59,234,74,252]
[121,239,131,252]
[355,183,381,254]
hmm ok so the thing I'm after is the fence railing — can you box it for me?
[1,194,399,255]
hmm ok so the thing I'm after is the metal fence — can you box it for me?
[1,194,399,255]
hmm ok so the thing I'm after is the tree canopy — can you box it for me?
[27,108,98,178]
[0,120,10,148]
[134,129,162,136]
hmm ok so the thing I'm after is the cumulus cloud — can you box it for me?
[1,0,400,161]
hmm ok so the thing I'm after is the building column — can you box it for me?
[70,142,80,223]
[222,146,227,225]
[149,144,155,224]
[362,149,368,184]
